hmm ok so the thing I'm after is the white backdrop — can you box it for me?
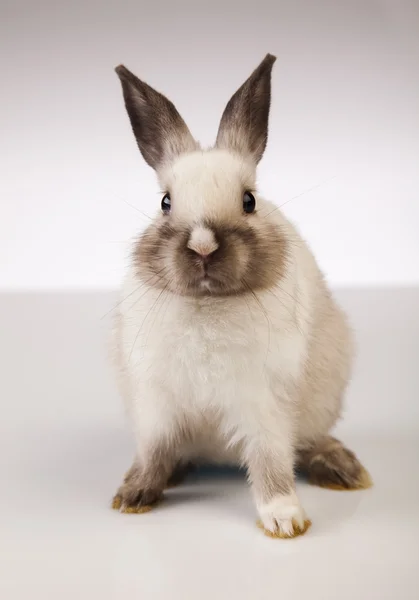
[1,0,418,290]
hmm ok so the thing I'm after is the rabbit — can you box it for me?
[110,54,372,538]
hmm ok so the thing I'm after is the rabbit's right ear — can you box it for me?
[215,54,277,164]
[115,65,198,170]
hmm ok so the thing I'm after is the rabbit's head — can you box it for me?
[116,54,288,297]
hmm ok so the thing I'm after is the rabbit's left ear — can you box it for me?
[115,65,198,170]
[215,54,276,164]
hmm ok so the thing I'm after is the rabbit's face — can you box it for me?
[133,149,288,297]
[115,53,281,296]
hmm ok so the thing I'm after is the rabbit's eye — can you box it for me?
[243,191,256,214]
[161,193,171,213]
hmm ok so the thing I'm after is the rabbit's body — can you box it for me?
[114,191,351,463]
[111,55,371,537]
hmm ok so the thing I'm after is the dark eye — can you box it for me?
[243,191,256,214]
[161,193,171,213]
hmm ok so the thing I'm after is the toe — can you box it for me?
[121,503,154,514]
[111,494,122,510]
[112,488,162,514]
[257,518,312,539]
[257,491,311,539]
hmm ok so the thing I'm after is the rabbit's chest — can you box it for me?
[124,290,303,411]
[143,307,279,405]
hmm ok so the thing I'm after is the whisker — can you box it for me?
[240,289,257,338]
[128,281,172,363]
[100,281,146,321]
[113,193,154,221]
[279,176,337,209]
[273,283,310,322]
[123,266,173,317]
[261,176,337,219]
[140,281,174,355]
[263,282,306,337]
[242,279,271,368]
[100,266,170,320]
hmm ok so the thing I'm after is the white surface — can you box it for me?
[1,289,419,599]
[1,0,419,289]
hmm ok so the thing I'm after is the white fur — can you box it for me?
[158,150,256,223]
[112,149,353,528]
[258,491,307,535]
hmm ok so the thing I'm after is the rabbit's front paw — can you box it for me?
[257,491,311,539]
[112,488,161,514]
[111,464,163,514]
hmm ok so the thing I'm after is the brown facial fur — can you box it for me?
[115,55,283,298]
[133,214,288,298]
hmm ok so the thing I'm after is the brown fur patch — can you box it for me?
[298,436,373,491]
[113,449,178,513]
[216,54,277,164]
[122,504,155,514]
[115,65,198,169]
[111,495,122,510]
[310,465,373,491]
[256,518,312,539]
[166,462,195,488]
[111,494,157,513]
[133,216,288,298]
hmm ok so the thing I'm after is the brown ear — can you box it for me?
[115,65,198,170]
[215,54,277,164]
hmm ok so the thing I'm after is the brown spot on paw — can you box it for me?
[112,494,161,514]
[121,503,155,514]
[309,463,373,491]
[299,437,373,492]
[256,518,312,539]
[111,495,122,510]
[111,487,163,514]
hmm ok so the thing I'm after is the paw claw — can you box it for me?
[310,465,373,491]
[111,495,122,510]
[121,504,154,514]
[257,491,310,539]
[304,439,373,491]
[111,492,161,514]
[257,518,312,539]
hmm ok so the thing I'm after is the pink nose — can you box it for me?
[189,248,216,263]
[187,227,219,257]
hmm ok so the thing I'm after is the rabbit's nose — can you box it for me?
[187,226,219,257]
[189,249,217,267]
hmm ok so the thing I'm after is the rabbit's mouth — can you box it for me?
[189,268,246,297]
[199,276,212,291]
[198,273,231,292]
